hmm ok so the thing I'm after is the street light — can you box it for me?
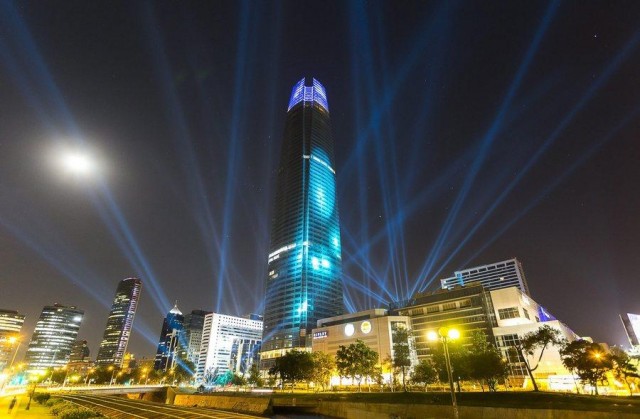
[428,327,460,419]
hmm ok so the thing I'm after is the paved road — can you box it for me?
[62,394,264,419]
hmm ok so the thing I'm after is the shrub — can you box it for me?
[60,407,103,419]
[47,398,64,407]
[33,392,51,404]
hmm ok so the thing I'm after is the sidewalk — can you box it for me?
[0,394,53,418]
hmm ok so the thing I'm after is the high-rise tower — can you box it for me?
[154,303,185,371]
[25,303,84,373]
[261,78,343,363]
[96,277,142,366]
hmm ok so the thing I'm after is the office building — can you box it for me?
[440,258,530,296]
[197,313,262,384]
[183,309,212,366]
[311,309,416,385]
[154,303,185,371]
[396,284,497,358]
[489,287,579,389]
[24,303,84,373]
[96,277,142,366]
[620,313,640,347]
[261,78,344,365]
[0,309,26,370]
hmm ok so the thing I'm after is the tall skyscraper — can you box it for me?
[0,309,26,370]
[154,303,185,371]
[261,78,343,363]
[96,277,142,366]
[440,258,531,296]
[24,303,84,373]
[196,313,262,384]
[183,309,212,366]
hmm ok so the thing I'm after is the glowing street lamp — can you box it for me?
[428,327,460,419]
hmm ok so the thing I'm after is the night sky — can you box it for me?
[1,1,639,359]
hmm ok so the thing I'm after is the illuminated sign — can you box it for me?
[313,331,328,339]
[344,323,355,337]
[360,321,372,334]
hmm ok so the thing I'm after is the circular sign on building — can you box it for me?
[344,323,355,337]
[360,321,372,334]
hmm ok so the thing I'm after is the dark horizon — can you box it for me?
[1,1,639,359]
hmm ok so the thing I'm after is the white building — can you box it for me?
[489,287,579,389]
[441,258,530,296]
[311,309,417,385]
[196,313,262,384]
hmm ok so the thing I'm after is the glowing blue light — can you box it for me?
[311,257,320,270]
[297,301,308,314]
[287,78,329,112]
[321,259,330,269]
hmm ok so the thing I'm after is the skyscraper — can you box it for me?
[24,303,84,373]
[0,309,25,370]
[96,277,142,366]
[154,303,185,371]
[440,258,531,296]
[261,78,343,363]
[183,309,212,366]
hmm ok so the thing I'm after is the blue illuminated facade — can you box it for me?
[262,78,343,356]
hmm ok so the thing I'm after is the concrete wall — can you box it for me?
[315,401,638,419]
[173,394,270,415]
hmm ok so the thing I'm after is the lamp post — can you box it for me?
[84,368,95,386]
[428,327,460,419]
[108,366,117,386]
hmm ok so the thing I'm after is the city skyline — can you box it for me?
[1,1,639,359]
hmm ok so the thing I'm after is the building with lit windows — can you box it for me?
[489,287,579,389]
[183,309,212,366]
[24,303,84,373]
[154,303,185,371]
[96,277,142,366]
[197,313,262,384]
[396,284,498,359]
[440,258,530,296]
[261,78,343,367]
[0,309,26,370]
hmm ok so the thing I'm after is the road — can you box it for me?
[62,394,264,419]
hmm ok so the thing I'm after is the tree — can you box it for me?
[173,357,197,384]
[560,340,612,395]
[231,373,247,386]
[268,349,314,390]
[466,331,508,392]
[514,325,562,391]
[431,341,470,391]
[247,363,264,388]
[609,347,640,396]
[411,359,438,391]
[392,325,413,392]
[335,340,379,391]
[311,351,334,391]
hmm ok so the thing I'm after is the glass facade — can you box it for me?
[25,304,84,373]
[262,78,343,355]
[154,304,185,371]
[96,277,142,366]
